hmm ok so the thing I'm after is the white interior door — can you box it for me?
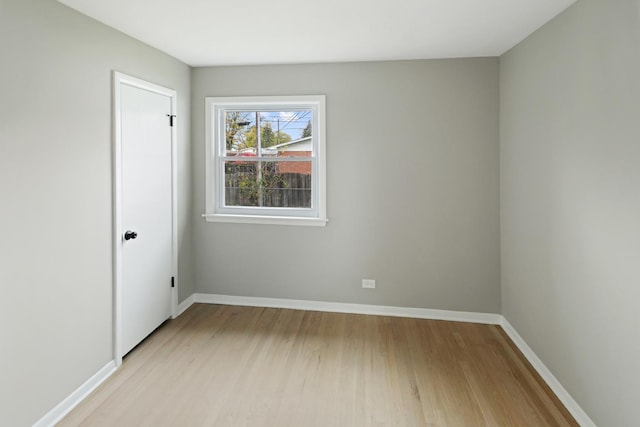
[118,77,174,357]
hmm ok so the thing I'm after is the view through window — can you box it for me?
[223,110,313,209]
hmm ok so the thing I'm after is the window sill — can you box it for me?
[202,213,328,227]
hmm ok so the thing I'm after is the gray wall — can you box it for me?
[192,59,501,313]
[0,1,193,425]
[500,0,640,425]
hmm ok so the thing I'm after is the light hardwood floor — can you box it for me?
[59,304,577,426]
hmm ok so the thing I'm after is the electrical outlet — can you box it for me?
[362,279,376,289]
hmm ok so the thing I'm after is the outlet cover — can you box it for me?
[362,279,376,289]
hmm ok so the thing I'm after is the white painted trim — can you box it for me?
[169,80,179,320]
[177,294,195,316]
[192,293,502,324]
[201,213,328,227]
[112,71,178,365]
[33,361,116,427]
[500,318,597,427]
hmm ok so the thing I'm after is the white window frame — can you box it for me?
[203,95,327,226]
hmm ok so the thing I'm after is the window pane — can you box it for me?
[224,110,313,157]
[224,160,259,207]
[261,161,312,208]
[224,111,256,156]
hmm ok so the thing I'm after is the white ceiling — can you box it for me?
[58,0,577,67]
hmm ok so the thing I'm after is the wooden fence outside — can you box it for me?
[225,170,311,208]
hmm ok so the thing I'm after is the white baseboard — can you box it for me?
[177,294,195,316]
[33,361,116,427]
[500,318,596,427]
[193,293,502,324]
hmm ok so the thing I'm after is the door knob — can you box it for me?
[124,230,138,241]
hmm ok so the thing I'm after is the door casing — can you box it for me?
[112,71,178,366]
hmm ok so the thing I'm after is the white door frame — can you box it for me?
[112,71,178,366]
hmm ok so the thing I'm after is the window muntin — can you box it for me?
[205,96,326,226]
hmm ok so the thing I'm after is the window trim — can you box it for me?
[203,95,327,226]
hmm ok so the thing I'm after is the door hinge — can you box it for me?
[171,276,175,288]
[167,114,176,127]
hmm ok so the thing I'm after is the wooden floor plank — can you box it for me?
[59,304,578,427]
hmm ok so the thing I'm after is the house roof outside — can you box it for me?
[267,136,312,152]
[228,137,312,157]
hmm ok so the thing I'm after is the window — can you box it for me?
[204,95,327,226]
